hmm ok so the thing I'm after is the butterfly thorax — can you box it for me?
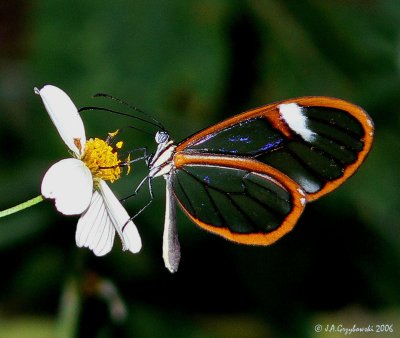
[148,131,176,178]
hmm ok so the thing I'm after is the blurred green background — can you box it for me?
[1,1,400,337]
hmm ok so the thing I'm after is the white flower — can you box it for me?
[36,85,141,256]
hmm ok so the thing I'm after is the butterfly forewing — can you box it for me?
[184,117,285,156]
[177,97,374,201]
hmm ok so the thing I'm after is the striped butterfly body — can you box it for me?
[146,97,374,272]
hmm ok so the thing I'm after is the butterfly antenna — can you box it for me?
[79,106,162,131]
[94,93,165,131]
[125,125,154,137]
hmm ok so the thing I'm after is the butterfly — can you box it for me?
[136,96,374,272]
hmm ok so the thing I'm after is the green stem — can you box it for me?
[0,195,45,218]
[56,275,81,338]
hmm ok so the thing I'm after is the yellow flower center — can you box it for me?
[82,138,123,183]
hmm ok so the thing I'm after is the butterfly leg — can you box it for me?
[129,177,155,220]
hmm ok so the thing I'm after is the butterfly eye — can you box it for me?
[155,131,169,144]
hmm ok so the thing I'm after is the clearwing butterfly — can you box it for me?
[140,97,374,272]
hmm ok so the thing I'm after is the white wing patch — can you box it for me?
[278,103,316,142]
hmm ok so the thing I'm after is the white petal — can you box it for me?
[35,85,86,156]
[98,180,142,253]
[76,191,115,256]
[41,158,93,215]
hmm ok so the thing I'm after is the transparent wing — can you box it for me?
[172,154,306,245]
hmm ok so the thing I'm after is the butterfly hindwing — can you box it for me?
[172,153,305,245]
